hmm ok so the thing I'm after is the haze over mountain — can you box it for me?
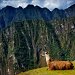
[0,0,75,11]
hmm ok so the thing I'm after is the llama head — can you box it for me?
[45,52,48,54]
[41,51,49,56]
[45,51,49,56]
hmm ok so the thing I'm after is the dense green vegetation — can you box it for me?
[0,18,75,75]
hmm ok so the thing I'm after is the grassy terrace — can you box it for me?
[18,61,75,75]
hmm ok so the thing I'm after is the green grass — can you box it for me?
[18,61,75,75]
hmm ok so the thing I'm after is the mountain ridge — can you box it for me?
[0,4,75,28]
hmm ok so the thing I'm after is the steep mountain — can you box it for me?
[0,16,5,28]
[52,8,66,19]
[13,6,25,21]
[65,4,75,17]
[0,5,52,28]
[0,4,75,28]
[0,6,16,26]
[0,4,75,75]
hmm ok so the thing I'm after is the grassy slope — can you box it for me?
[18,61,75,75]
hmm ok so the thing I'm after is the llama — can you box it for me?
[44,52,74,70]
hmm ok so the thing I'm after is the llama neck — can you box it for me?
[45,54,50,62]
[45,54,51,65]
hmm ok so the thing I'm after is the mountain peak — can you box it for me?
[18,6,23,9]
[35,5,42,9]
[52,8,59,12]
[26,4,34,8]
[5,6,14,9]
[2,5,15,11]
[18,6,23,10]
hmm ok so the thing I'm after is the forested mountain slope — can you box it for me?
[0,4,75,75]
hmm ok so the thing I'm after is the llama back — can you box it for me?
[48,61,74,70]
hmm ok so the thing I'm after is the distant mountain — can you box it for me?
[0,6,15,27]
[52,8,66,19]
[0,4,75,28]
[65,4,75,17]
